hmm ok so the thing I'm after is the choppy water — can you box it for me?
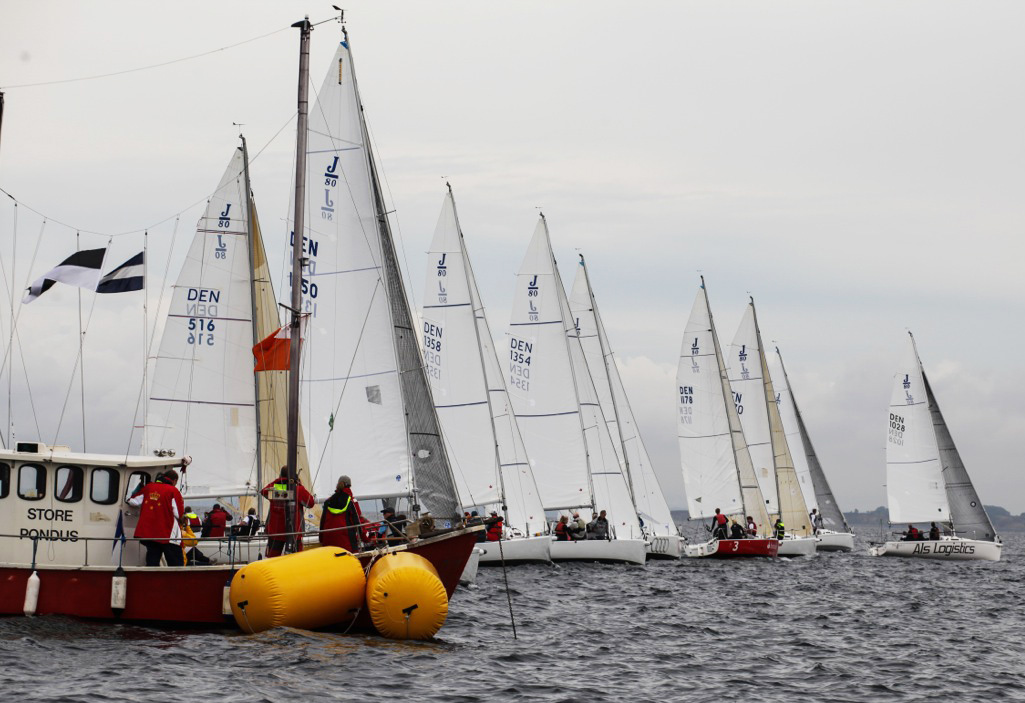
[3,531,1024,702]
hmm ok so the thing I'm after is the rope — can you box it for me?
[496,537,518,640]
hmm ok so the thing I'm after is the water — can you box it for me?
[3,532,1024,702]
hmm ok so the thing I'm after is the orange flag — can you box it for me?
[253,326,293,372]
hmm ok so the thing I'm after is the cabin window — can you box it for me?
[124,471,151,503]
[90,467,120,505]
[55,465,84,503]
[18,463,46,500]
[0,463,9,499]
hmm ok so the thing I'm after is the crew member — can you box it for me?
[486,511,504,542]
[710,508,729,540]
[129,469,185,567]
[260,466,316,558]
[205,503,233,537]
[746,515,758,537]
[729,519,746,539]
[929,522,941,540]
[773,517,786,540]
[320,474,365,552]
[904,524,921,541]
[809,508,824,534]
[183,506,202,533]
[376,506,407,544]
[554,515,572,541]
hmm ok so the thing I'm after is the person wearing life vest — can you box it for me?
[710,508,729,540]
[554,515,572,541]
[183,506,202,533]
[746,515,758,537]
[320,474,365,552]
[260,466,316,558]
[904,524,921,541]
[929,522,941,541]
[774,517,786,541]
[485,511,504,542]
[128,469,185,567]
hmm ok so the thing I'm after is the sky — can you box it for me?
[1,1,1023,513]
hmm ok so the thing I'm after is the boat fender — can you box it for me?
[365,552,448,640]
[23,571,40,616]
[110,566,127,614]
[229,547,365,634]
[221,583,232,617]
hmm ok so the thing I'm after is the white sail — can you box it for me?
[422,189,547,534]
[885,334,950,523]
[676,287,744,519]
[568,259,678,537]
[768,351,818,513]
[146,149,258,496]
[728,305,779,513]
[294,39,459,517]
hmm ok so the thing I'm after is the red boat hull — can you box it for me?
[0,529,480,627]
[686,538,778,558]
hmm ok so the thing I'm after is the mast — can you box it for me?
[449,183,510,523]
[578,254,635,506]
[285,16,312,552]
[241,135,264,521]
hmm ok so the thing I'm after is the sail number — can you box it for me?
[679,385,694,425]
[187,318,215,346]
[888,412,905,446]
[508,336,532,392]
[423,321,443,380]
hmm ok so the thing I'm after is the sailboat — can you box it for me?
[676,279,778,558]
[728,299,817,556]
[770,346,854,551]
[0,19,480,624]
[420,186,551,565]
[568,255,684,559]
[868,332,1001,561]
[506,216,646,565]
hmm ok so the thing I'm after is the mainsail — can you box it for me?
[885,334,950,523]
[421,188,547,534]
[568,257,678,537]
[146,146,308,502]
[292,37,460,518]
[677,281,770,532]
[772,347,850,532]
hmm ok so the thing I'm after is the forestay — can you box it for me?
[293,39,459,517]
[886,334,950,524]
[569,260,677,537]
[728,306,779,514]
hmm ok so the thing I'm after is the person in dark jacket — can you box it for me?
[773,517,786,540]
[710,508,729,540]
[729,519,746,539]
[929,522,941,540]
[320,475,365,552]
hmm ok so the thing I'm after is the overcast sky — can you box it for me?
[1,1,1023,514]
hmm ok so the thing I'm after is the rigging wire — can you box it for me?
[0,18,343,90]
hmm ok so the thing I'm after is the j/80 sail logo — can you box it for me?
[322,156,339,221]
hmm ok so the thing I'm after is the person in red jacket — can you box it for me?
[204,503,233,537]
[319,475,365,552]
[486,512,504,542]
[129,469,185,567]
[261,466,315,558]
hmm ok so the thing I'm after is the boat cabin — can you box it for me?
[0,442,182,568]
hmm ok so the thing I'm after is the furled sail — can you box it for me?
[885,334,950,524]
[569,259,678,537]
[422,188,546,534]
[293,39,459,518]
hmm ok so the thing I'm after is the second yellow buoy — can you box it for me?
[365,551,449,640]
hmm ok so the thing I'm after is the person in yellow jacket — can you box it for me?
[181,518,213,565]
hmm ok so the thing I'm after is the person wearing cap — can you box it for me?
[485,510,504,542]
[261,466,316,558]
[568,512,586,541]
[376,506,408,544]
[320,474,365,552]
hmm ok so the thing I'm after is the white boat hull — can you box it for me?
[777,536,818,556]
[868,538,1002,561]
[816,530,855,552]
[478,536,552,565]
[646,535,685,560]
[550,539,647,565]
[459,547,483,584]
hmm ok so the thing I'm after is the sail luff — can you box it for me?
[241,137,264,520]
[775,347,850,532]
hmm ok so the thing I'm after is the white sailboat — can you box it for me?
[421,186,551,565]
[568,255,684,559]
[676,279,777,558]
[770,347,854,551]
[506,216,646,565]
[728,300,817,556]
[290,33,464,528]
[869,332,1001,561]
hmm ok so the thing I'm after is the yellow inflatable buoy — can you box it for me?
[230,547,366,634]
[365,551,448,640]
